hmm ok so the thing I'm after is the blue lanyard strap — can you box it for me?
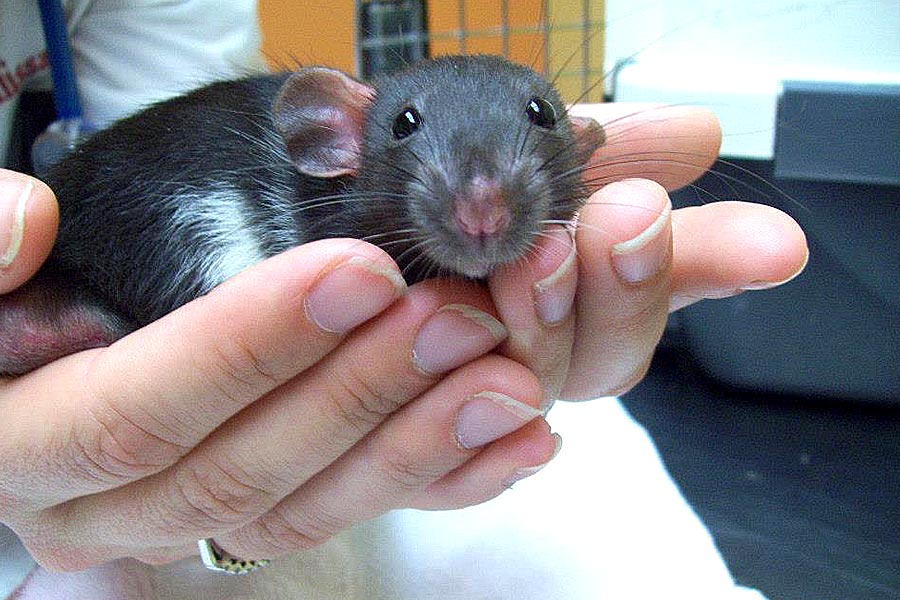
[36,0,82,121]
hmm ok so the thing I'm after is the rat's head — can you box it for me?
[273,56,605,280]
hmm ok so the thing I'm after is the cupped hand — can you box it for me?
[490,104,809,401]
[0,207,557,569]
[0,100,810,571]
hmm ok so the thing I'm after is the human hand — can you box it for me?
[0,178,557,569]
[488,104,809,401]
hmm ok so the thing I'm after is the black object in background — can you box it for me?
[775,82,900,186]
[5,91,56,175]
[667,158,900,402]
[622,348,900,600]
[357,0,429,79]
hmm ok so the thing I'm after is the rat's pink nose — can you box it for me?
[453,178,510,238]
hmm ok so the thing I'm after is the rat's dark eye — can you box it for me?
[392,107,423,140]
[525,96,557,129]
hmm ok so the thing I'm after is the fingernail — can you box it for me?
[305,256,406,333]
[740,281,782,291]
[455,391,543,450]
[741,247,810,290]
[503,433,563,487]
[413,305,507,375]
[534,227,577,325]
[611,201,672,284]
[0,180,31,268]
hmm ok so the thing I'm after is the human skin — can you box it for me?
[0,103,807,569]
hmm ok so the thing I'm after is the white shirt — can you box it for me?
[0,0,265,166]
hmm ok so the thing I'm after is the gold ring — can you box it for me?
[197,538,270,575]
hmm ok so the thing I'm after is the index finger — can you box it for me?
[569,103,721,192]
[0,239,405,509]
[0,170,58,294]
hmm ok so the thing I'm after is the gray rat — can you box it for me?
[0,54,605,375]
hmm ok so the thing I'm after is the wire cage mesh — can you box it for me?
[355,0,605,102]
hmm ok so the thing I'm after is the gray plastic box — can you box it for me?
[670,82,900,402]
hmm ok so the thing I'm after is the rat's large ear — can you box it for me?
[568,115,606,164]
[273,68,374,178]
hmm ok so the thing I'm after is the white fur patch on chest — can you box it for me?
[167,186,267,295]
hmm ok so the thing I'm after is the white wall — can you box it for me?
[604,0,900,158]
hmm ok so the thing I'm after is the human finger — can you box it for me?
[133,544,197,566]
[0,170,58,294]
[133,420,560,565]
[412,418,561,510]
[562,179,673,400]
[34,280,507,565]
[669,201,808,311]
[129,420,560,567]
[0,239,405,511]
[215,355,552,559]
[488,225,578,404]
[483,105,718,403]
[568,103,721,192]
